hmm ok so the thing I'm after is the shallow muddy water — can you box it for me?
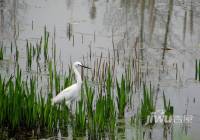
[1,0,200,139]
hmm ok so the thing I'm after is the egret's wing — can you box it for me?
[52,84,76,104]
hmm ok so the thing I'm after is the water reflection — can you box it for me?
[89,0,96,20]
[65,0,73,9]
[0,0,5,33]
[0,0,19,40]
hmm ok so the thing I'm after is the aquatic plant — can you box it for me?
[36,38,42,62]
[48,60,53,94]
[15,46,19,62]
[85,66,116,136]
[163,92,173,122]
[26,41,33,68]
[84,79,94,119]
[54,63,61,94]
[116,75,127,117]
[43,26,49,61]
[73,98,86,136]
[0,66,69,133]
[0,46,3,60]
[90,94,116,134]
[140,83,155,125]
[195,59,200,81]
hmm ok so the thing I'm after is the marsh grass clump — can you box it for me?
[140,83,155,125]
[89,94,116,135]
[0,67,69,133]
[85,80,94,119]
[116,75,127,118]
[163,92,173,123]
[0,46,3,60]
[85,66,116,137]
[73,98,86,137]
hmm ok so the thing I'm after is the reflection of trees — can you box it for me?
[120,0,132,10]
[65,0,73,9]
[90,1,96,20]
[0,0,19,39]
[0,0,5,32]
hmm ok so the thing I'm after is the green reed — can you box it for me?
[54,66,61,94]
[140,83,155,125]
[163,92,173,121]
[116,75,127,117]
[26,41,33,68]
[64,65,73,88]
[0,66,69,132]
[36,38,42,62]
[43,26,49,61]
[84,79,94,119]
[15,46,19,62]
[73,98,86,136]
[0,45,3,60]
[48,60,53,94]
[195,59,200,81]
[84,66,116,136]
[89,94,116,134]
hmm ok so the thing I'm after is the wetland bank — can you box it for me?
[0,0,200,139]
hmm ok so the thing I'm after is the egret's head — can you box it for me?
[73,61,82,67]
[73,61,91,69]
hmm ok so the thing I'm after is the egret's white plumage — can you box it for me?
[52,61,90,105]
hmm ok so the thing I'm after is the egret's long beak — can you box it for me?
[81,65,91,69]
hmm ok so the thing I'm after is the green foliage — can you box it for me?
[64,66,73,88]
[116,75,127,117]
[26,41,33,68]
[85,70,116,136]
[140,84,155,125]
[73,99,86,136]
[54,63,61,94]
[195,59,200,81]
[91,94,116,134]
[163,92,173,120]
[85,80,94,119]
[48,60,53,94]
[0,46,3,60]
[0,70,69,132]
[43,26,49,61]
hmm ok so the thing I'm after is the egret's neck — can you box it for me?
[73,65,82,84]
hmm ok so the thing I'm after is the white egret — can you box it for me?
[52,61,91,105]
